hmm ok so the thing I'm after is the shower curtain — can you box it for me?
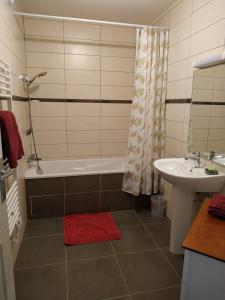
[122,27,169,196]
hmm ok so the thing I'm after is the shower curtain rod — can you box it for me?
[14,12,167,30]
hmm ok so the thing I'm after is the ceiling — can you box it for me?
[18,0,177,25]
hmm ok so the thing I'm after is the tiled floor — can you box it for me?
[14,210,183,300]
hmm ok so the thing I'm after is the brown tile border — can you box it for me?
[10,95,132,104]
[192,101,225,105]
[166,99,191,104]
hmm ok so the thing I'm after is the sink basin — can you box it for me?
[154,158,225,254]
[154,158,225,193]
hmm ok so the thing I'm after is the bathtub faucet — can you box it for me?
[27,153,42,164]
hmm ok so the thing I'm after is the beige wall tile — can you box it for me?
[191,104,211,117]
[64,39,100,55]
[215,64,225,77]
[191,0,225,34]
[29,84,65,99]
[101,117,129,130]
[101,71,134,86]
[101,25,135,43]
[68,143,100,157]
[24,18,63,37]
[34,131,67,144]
[184,104,191,123]
[169,17,191,46]
[191,116,210,128]
[193,76,214,89]
[168,59,188,82]
[211,105,225,116]
[210,117,225,128]
[67,130,101,143]
[65,54,100,70]
[65,69,100,85]
[166,120,183,140]
[101,103,131,116]
[207,140,225,152]
[190,128,208,140]
[167,80,188,99]
[66,85,100,99]
[101,42,135,58]
[66,103,100,116]
[101,130,129,143]
[101,86,133,100]
[190,19,225,56]
[208,129,225,140]
[213,90,225,102]
[67,116,100,130]
[26,52,64,68]
[192,89,213,102]
[169,0,192,27]
[166,104,186,122]
[31,101,66,116]
[32,116,66,131]
[25,36,64,53]
[64,22,100,40]
[214,78,225,90]
[165,137,183,157]
[101,143,127,156]
[36,144,67,158]
[182,123,189,142]
[193,0,211,11]
[168,38,190,64]
[101,56,134,72]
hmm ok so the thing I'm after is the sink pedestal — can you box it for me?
[170,186,194,254]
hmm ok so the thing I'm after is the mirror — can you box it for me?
[188,64,225,155]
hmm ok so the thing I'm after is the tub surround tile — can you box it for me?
[101,190,134,212]
[65,192,101,214]
[26,177,64,196]
[64,175,100,194]
[29,194,64,219]
[101,173,123,190]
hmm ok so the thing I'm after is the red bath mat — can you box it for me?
[64,212,121,245]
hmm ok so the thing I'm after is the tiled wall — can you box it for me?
[154,0,225,218]
[24,18,135,159]
[0,0,29,262]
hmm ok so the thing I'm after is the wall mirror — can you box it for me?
[188,64,225,162]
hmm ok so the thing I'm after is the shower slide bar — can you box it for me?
[14,12,168,30]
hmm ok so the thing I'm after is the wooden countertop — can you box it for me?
[183,199,225,262]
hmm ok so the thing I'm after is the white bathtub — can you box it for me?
[25,157,126,179]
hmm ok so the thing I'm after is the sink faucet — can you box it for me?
[209,151,224,160]
[185,152,201,168]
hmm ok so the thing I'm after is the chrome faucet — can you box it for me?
[27,153,42,164]
[185,151,201,168]
[209,151,224,160]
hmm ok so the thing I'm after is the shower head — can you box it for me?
[18,71,47,86]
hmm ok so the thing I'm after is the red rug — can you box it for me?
[64,212,121,245]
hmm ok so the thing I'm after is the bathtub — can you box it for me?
[25,157,149,219]
[25,157,126,179]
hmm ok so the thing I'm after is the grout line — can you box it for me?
[131,284,181,297]
[65,242,69,300]
[14,260,66,271]
[134,211,181,280]
[66,254,115,264]
[109,241,132,299]
[23,233,63,240]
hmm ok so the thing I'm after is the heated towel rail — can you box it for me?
[0,58,21,241]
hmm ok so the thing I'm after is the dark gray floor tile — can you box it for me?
[112,225,156,254]
[162,248,184,277]
[15,263,67,300]
[67,241,113,262]
[117,250,179,293]
[136,210,168,224]
[15,235,65,268]
[132,287,180,300]
[146,222,171,247]
[68,256,127,300]
[112,211,141,227]
[24,218,63,238]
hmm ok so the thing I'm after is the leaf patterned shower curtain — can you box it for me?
[122,27,169,196]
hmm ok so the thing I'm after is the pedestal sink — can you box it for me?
[154,158,225,254]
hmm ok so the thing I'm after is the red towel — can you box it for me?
[208,194,225,219]
[0,111,24,168]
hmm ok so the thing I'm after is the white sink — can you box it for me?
[154,158,225,254]
[154,158,225,193]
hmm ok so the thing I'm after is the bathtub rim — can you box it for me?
[25,157,126,179]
